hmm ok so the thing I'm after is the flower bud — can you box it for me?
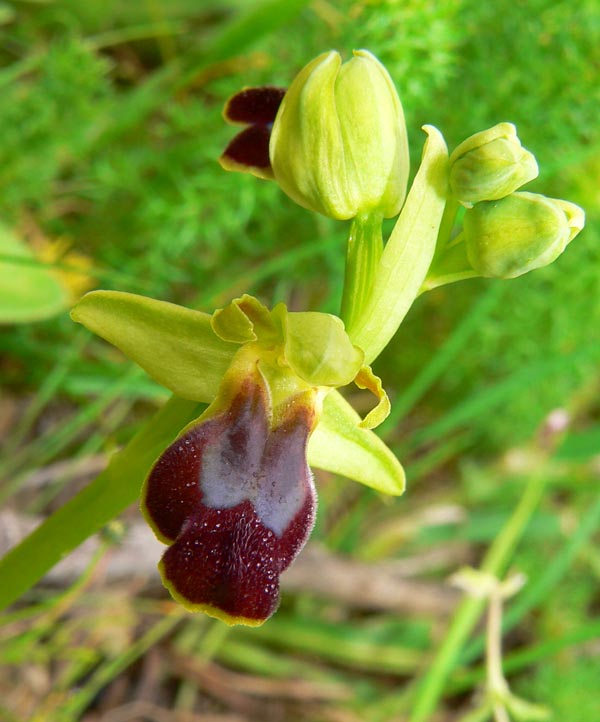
[449,123,539,206]
[269,50,409,220]
[463,191,585,278]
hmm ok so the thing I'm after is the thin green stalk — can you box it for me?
[450,618,600,694]
[408,469,549,722]
[0,395,201,612]
[461,490,600,665]
[340,213,383,329]
[50,611,184,721]
[434,198,460,260]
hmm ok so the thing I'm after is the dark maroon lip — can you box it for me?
[143,368,317,624]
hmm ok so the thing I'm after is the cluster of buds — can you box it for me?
[446,123,584,279]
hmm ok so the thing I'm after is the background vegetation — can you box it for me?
[1,1,599,720]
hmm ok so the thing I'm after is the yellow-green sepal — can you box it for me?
[308,389,404,496]
[71,290,237,403]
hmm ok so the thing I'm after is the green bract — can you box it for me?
[270,49,409,220]
[463,191,585,278]
[71,290,404,496]
[449,123,539,207]
[346,125,449,363]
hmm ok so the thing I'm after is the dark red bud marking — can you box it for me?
[220,86,286,178]
[224,86,286,125]
[143,368,316,625]
[221,125,273,175]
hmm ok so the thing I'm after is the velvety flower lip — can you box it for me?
[143,360,318,626]
[219,86,286,179]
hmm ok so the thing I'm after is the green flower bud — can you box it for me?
[464,191,585,279]
[449,123,539,206]
[269,50,409,220]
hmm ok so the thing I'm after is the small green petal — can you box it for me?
[283,311,364,387]
[212,294,282,345]
[308,389,405,495]
[71,290,237,402]
[347,125,449,364]
[354,366,391,429]
[212,296,258,343]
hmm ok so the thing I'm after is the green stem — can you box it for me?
[434,198,460,260]
[340,213,383,330]
[408,470,548,722]
[0,395,201,612]
[420,233,479,294]
[461,488,600,665]
[53,610,184,720]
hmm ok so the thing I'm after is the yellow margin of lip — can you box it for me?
[157,559,268,628]
[139,495,175,546]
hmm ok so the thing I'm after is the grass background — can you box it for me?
[0,1,599,720]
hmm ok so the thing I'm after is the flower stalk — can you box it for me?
[340,212,383,329]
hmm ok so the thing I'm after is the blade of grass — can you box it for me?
[238,617,426,675]
[406,467,550,722]
[191,233,341,308]
[460,490,600,665]
[1,329,90,459]
[45,610,184,722]
[406,341,600,451]
[216,638,351,684]
[0,365,144,498]
[174,0,311,91]
[402,431,473,482]
[0,395,201,612]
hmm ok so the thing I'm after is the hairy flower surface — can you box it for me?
[144,351,318,625]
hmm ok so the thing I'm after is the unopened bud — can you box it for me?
[464,191,585,278]
[270,50,409,220]
[449,123,538,206]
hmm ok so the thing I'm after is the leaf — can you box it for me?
[0,395,202,612]
[71,290,237,403]
[347,125,449,364]
[308,389,405,496]
[0,224,68,323]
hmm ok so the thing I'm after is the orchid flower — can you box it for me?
[71,47,584,628]
[72,292,401,624]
